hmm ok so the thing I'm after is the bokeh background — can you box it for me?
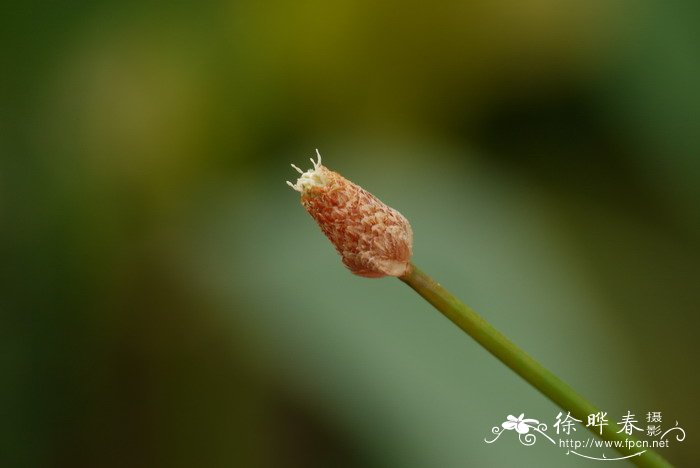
[3,1,699,467]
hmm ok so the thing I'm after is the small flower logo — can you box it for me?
[485,413,553,445]
[502,414,540,434]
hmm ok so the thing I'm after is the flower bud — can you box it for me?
[287,150,413,278]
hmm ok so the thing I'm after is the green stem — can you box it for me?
[399,263,673,468]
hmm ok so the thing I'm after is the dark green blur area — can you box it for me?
[2,1,699,467]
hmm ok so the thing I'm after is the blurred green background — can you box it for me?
[3,1,699,467]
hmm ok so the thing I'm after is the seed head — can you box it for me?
[287,150,413,278]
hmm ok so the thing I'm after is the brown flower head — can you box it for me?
[287,150,413,278]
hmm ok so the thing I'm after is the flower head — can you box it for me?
[287,150,413,278]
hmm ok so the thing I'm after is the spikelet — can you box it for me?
[287,150,413,278]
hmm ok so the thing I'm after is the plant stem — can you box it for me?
[399,263,672,468]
